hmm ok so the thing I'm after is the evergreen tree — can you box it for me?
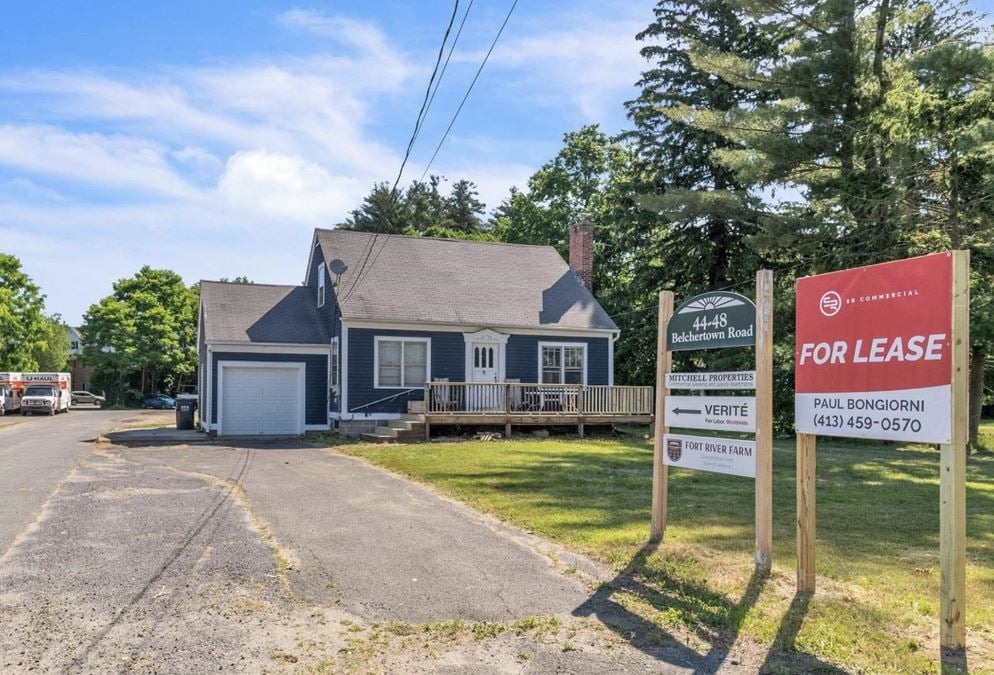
[405,176,451,233]
[615,0,778,389]
[340,183,410,234]
[341,177,489,237]
[676,0,994,438]
[445,180,486,233]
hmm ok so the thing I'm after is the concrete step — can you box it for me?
[404,413,425,423]
[361,425,425,443]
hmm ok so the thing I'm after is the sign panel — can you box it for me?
[795,252,953,443]
[664,395,756,432]
[667,291,755,351]
[666,371,756,391]
[663,433,756,478]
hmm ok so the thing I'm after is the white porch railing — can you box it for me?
[424,382,653,417]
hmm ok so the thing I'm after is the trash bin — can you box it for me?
[176,400,195,430]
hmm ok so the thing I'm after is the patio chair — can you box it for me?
[431,378,459,412]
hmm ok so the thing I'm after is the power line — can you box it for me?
[343,1,462,305]
[413,0,475,150]
[419,0,518,181]
[391,0,461,195]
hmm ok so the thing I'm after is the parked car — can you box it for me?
[140,393,175,409]
[71,390,106,406]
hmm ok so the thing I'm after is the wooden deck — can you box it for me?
[423,382,654,438]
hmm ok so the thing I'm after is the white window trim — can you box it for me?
[329,337,340,394]
[317,262,326,308]
[373,336,431,389]
[537,341,588,386]
[462,329,509,383]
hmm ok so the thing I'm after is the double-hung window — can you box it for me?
[317,262,326,307]
[375,337,430,388]
[540,343,586,384]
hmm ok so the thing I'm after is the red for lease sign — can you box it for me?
[795,252,953,443]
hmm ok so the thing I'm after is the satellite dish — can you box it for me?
[329,259,348,276]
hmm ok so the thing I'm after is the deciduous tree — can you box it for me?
[0,253,46,371]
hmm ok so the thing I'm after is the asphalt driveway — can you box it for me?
[115,442,599,623]
[0,417,687,673]
[0,409,159,554]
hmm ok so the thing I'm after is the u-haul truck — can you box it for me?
[0,372,23,416]
[20,372,72,415]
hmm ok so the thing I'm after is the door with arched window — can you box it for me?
[471,343,498,383]
[464,330,507,412]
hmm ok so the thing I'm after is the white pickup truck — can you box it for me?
[20,384,70,416]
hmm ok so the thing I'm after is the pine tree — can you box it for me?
[340,183,410,233]
[615,0,777,387]
[445,180,486,233]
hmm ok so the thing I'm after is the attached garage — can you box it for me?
[218,362,305,436]
[198,282,332,437]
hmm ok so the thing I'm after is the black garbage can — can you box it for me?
[176,400,195,430]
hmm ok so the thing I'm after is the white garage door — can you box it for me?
[219,363,304,436]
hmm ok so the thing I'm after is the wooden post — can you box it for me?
[651,291,674,542]
[577,385,584,438]
[796,433,817,592]
[755,270,774,575]
[424,383,431,441]
[504,383,512,439]
[941,249,969,649]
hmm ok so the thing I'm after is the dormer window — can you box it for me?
[317,262,326,307]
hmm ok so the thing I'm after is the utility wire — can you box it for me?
[342,1,461,305]
[391,0,461,195]
[419,0,518,181]
[413,0,475,150]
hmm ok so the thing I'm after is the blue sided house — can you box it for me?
[197,222,652,438]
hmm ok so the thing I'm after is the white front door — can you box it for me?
[469,342,500,411]
[471,343,499,383]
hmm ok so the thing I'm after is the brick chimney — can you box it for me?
[569,217,594,292]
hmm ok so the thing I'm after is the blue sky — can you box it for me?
[0,1,991,324]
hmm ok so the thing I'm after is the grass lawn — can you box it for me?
[337,429,994,673]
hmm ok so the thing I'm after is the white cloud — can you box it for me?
[461,5,650,121]
[0,124,196,198]
[216,150,362,226]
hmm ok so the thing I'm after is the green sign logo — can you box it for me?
[667,291,756,351]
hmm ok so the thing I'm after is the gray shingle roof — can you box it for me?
[314,229,618,331]
[200,282,328,344]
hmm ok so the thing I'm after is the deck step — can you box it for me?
[361,425,425,443]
